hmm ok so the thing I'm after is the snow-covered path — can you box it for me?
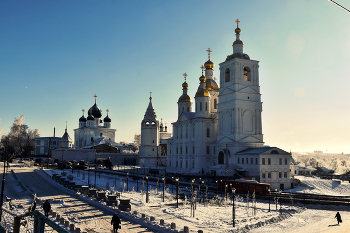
[2,166,153,233]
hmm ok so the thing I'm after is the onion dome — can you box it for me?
[87,115,94,121]
[88,103,102,118]
[195,74,210,97]
[204,60,214,69]
[206,79,219,91]
[182,81,188,89]
[178,94,191,102]
[79,116,87,122]
[104,115,111,122]
[235,27,241,34]
[195,89,210,97]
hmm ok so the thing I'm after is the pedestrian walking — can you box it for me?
[111,213,121,233]
[43,200,51,217]
[335,212,342,224]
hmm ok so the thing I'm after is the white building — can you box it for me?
[139,94,171,167]
[165,20,292,190]
[74,95,116,148]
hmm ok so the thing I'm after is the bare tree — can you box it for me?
[0,115,39,158]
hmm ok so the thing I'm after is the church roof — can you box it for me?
[236,147,290,155]
[205,79,219,91]
[183,112,195,119]
[60,129,72,142]
[143,95,157,121]
[88,103,102,118]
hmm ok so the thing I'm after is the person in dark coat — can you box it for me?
[43,200,51,217]
[111,213,121,233]
[335,212,342,224]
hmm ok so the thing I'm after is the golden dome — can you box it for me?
[204,60,214,69]
[199,75,206,83]
[235,27,241,34]
[206,79,219,91]
[182,81,188,89]
[195,89,210,97]
[178,94,191,102]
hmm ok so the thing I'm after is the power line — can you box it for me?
[328,0,350,13]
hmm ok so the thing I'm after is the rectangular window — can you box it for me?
[192,160,195,168]
[238,158,240,164]
[255,158,258,164]
[180,128,182,139]
[268,158,271,165]
[284,172,287,178]
[186,146,188,154]
[246,158,249,164]
[53,141,57,145]
[186,128,188,138]
[213,146,216,154]
[206,146,210,154]
[279,158,282,165]
[262,158,265,165]
[193,127,195,138]
[285,158,288,165]
[176,147,178,154]
[186,160,188,168]
[268,172,271,178]
[207,128,210,137]
[180,147,182,154]
[279,172,282,178]
[176,128,178,139]
[242,158,244,164]
[251,158,253,164]
[176,161,178,167]
[262,173,266,178]
[180,161,182,168]
[192,146,195,154]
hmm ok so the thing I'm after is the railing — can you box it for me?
[1,208,69,233]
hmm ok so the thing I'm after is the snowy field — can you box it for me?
[3,166,350,233]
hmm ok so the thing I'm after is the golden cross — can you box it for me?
[206,48,212,60]
[82,109,85,116]
[183,73,188,82]
[200,65,205,74]
[106,109,109,115]
[235,18,240,27]
[150,92,152,100]
[94,94,97,103]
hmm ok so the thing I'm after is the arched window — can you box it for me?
[200,102,202,111]
[151,121,156,125]
[205,102,208,111]
[225,68,230,82]
[244,66,251,81]
[214,99,217,109]
[218,151,225,164]
[145,121,150,126]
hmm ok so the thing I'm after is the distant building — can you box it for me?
[34,137,61,156]
[74,95,117,148]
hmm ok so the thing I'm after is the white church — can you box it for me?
[140,20,292,190]
[74,95,117,148]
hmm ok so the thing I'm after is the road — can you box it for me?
[1,165,154,233]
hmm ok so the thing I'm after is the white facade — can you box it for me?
[165,22,292,190]
[74,95,116,148]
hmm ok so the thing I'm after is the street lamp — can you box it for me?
[127,172,129,192]
[162,177,165,202]
[268,188,271,212]
[232,188,236,227]
[172,176,174,194]
[175,178,179,208]
[225,184,228,202]
[215,180,218,196]
[275,188,278,210]
[201,180,205,202]
[146,176,149,203]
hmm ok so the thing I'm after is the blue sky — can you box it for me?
[0,0,349,153]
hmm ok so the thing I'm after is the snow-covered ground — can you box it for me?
[3,166,350,233]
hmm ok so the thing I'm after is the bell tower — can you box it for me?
[217,19,263,152]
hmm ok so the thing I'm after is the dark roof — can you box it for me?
[104,115,111,122]
[79,116,87,122]
[183,112,196,119]
[236,147,290,155]
[226,53,250,61]
[87,115,94,120]
[88,103,102,118]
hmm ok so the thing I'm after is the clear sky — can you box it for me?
[0,0,349,154]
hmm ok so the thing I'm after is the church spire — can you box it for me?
[232,18,244,54]
[144,92,157,121]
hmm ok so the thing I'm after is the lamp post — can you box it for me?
[216,180,218,196]
[268,188,271,212]
[162,177,165,202]
[0,153,7,220]
[137,168,139,192]
[146,176,149,203]
[127,172,129,192]
[225,184,228,202]
[172,176,174,194]
[175,178,179,208]
[232,188,236,227]
[275,188,278,210]
[201,180,204,202]
[303,188,305,206]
